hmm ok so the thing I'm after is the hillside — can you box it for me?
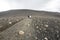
[0,9,60,17]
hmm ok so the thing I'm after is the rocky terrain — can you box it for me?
[0,9,60,40]
[32,17,60,40]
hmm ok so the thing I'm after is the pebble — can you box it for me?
[9,22,12,24]
[44,24,48,27]
[35,36,38,39]
[36,26,39,29]
[19,31,25,35]
[44,37,48,40]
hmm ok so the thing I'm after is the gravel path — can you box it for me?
[0,18,35,40]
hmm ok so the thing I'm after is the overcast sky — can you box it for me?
[0,0,60,12]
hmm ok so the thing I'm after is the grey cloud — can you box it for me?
[0,0,60,12]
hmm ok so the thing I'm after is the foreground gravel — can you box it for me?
[32,17,60,40]
[0,17,60,40]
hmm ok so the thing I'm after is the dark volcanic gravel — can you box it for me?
[0,17,60,40]
[32,17,60,40]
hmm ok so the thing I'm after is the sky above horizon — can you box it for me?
[0,0,60,12]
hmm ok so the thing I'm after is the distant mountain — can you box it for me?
[0,9,60,17]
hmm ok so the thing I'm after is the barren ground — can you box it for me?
[0,9,60,40]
